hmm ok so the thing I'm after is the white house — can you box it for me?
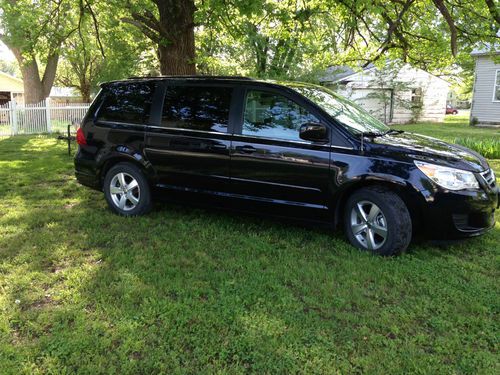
[0,71,83,105]
[470,49,500,126]
[320,63,450,124]
[0,71,24,105]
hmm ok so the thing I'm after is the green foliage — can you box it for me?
[196,0,498,81]
[2,0,498,95]
[0,0,78,58]
[57,2,156,100]
[0,118,498,373]
[454,138,500,159]
[0,59,20,77]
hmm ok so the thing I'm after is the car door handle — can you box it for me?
[210,144,227,150]
[238,145,257,154]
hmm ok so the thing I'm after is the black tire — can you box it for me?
[103,162,152,216]
[344,186,412,256]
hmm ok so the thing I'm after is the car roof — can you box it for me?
[100,75,305,90]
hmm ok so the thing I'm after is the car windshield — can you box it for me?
[291,84,390,135]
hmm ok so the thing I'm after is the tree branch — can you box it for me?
[121,17,160,43]
[432,0,458,56]
[484,0,500,26]
[84,0,105,57]
[42,53,59,97]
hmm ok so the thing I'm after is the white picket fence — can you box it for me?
[0,99,91,136]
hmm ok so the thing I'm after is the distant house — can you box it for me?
[0,71,23,105]
[0,71,83,105]
[447,89,470,109]
[320,63,450,124]
[470,49,500,126]
[49,87,84,104]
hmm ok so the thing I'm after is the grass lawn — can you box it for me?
[393,114,498,141]
[0,119,499,373]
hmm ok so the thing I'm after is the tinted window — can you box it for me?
[243,90,319,141]
[162,86,232,132]
[291,85,390,135]
[97,82,154,124]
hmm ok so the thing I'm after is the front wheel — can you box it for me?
[103,163,152,216]
[344,186,412,256]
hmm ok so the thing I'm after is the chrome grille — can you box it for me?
[480,169,496,189]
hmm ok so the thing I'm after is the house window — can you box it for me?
[411,88,423,105]
[494,70,500,102]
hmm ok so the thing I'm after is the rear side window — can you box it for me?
[161,86,232,132]
[97,82,154,124]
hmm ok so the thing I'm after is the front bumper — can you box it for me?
[419,186,498,239]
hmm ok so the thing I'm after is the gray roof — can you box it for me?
[471,35,500,56]
[471,48,500,56]
[320,64,375,83]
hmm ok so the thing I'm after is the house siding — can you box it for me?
[470,56,500,126]
[0,73,24,93]
[325,65,449,124]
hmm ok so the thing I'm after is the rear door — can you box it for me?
[144,83,234,193]
[229,86,332,211]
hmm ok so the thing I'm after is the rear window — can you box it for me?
[97,82,154,124]
[161,86,232,132]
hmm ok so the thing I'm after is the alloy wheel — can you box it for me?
[350,200,388,250]
[109,172,141,211]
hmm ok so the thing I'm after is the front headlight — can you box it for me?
[414,161,479,190]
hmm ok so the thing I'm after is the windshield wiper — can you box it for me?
[359,129,404,152]
[382,129,404,135]
[361,131,385,138]
[360,129,404,139]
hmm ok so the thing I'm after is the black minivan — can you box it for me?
[74,76,498,255]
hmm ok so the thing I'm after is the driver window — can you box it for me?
[243,90,320,141]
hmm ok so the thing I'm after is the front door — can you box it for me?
[230,88,331,212]
[144,84,234,193]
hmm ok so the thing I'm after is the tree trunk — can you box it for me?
[19,59,46,104]
[157,0,196,75]
[158,36,196,75]
[80,82,92,103]
[14,51,59,105]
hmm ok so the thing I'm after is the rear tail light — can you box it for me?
[76,127,87,145]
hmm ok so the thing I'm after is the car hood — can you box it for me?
[369,132,488,172]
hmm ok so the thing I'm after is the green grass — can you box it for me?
[454,138,500,159]
[394,115,500,158]
[0,122,499,373]
[394,114,500,142]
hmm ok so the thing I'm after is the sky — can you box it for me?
[0,41,15,61]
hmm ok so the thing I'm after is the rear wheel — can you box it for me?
[344,186,412,256]
[103,163,152,216]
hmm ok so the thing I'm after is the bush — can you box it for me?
[454,137,500,159]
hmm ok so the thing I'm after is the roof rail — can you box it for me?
[126,75,254,80]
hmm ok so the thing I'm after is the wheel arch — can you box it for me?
[98,153,156,188]
[331,178,425,233]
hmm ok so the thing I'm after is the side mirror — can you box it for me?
[299,123,328,142]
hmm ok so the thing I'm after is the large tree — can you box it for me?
[121,0,196,75]
[199,0,499,79]
[57,2,154,102]
[0,0,81,103]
